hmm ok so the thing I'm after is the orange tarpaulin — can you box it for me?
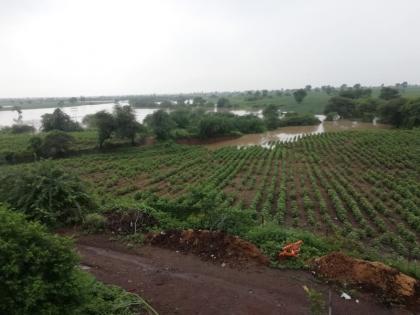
[278,240,303,259]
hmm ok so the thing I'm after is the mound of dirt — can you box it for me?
[312,252,420,308]
[146,229,269,267]
[104,209,159,234]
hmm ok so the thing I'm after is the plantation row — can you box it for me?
[44,129,420,261]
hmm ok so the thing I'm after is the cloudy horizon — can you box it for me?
[1,0,420,98]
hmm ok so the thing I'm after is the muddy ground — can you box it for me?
[73,234,413,315]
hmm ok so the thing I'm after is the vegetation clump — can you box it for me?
[0,162,94,227]
[0,205,155,315]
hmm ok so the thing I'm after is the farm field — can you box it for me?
[34,129,420,268]
[209,86,420,114]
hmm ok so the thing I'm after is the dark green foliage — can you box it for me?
[355,98,379,122]
[10,124,35,134]
[113,105,145,145]
[88,111,116,148]
[28,131,75,159]
[280,113,321,126]
[88,106,146,147]
[0,205,82,314]
[217,97,231,108]
[41,108,82,132]
[379,87,401,100]
[262,104,281,130]
[0,162,94,226]
[324,96,356,118]
[0,206,151,315]
[234,114,266,133]
[170,109,194,128]
[378,98,406,126]
[144,109,176,140]
[401,98,420,128]
[325,112,339,121]
[293,89,308,104]
[83,213,107,233]
[198,114,233,138]
[193,96,206,106]
[339,86,372,99]
[41,130,75,157]
[194,206,256,236]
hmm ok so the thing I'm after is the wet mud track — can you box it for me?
[75,235,412,315]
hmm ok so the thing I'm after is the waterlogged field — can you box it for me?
[46,129,420,264]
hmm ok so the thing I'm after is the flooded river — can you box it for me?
[0,101,157,129]
[205,119,390,149]
[0,103,390,148]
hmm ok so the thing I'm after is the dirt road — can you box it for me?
[75,235,412,315]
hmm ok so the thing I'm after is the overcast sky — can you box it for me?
[0,0,419,97]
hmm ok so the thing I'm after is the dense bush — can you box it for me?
[0,205,153,315]
[324,96,356,118]
[28,130,75,159]
[10,124,36,134]
[41,108,82,132]
[83,213,107,233]
[0,162,94,226]
[0,205,82,314]
[86,106,146,147]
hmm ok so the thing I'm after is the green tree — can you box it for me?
[113,105,144,145]
[355,98,379,122]
[144,109,176,140]
[69,97,78,104]
[217,97,231,108]
[88,111,116,148]
[293,89,307,104]
[324,96,356,118]
[401,98,420,128]
[379,87,401,100]
[198,114,234,138]
[28,135,43,159]
[339,86,372,99]
[170,109,192,128]
[262,104,280,130]
[193,96,206,106]
[41,108,81,132]
[378,97,406,126]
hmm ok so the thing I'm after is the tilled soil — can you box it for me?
[74,234,412,315]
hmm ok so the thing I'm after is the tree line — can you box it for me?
[324,85,420,127]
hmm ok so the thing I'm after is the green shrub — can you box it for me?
[0,205,83,314]
[0,205,156,315]
[0,162,94,226]
[83,213,107,233]
[245,224,338,268]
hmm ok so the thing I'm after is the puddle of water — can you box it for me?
[205,119,390,149]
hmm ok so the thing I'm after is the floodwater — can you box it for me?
[0,102,257,129]
[0,101,158,129]
[0,103,390,148]
[205,118,390,149]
